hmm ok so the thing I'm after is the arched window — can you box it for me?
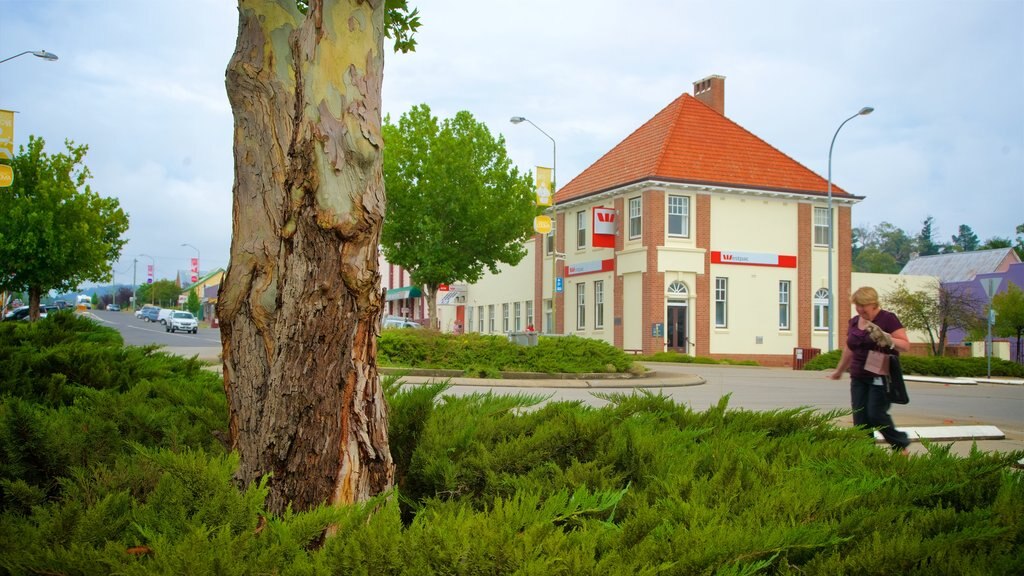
[667,281,688,296]
[813,288,830,330]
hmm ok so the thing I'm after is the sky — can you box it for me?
[2,0,1022,286]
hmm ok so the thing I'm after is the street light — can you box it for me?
[510,115,558,333]
[826,106,873,352]
[0,50,59,64]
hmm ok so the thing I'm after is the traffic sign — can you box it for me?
[979,277,1000,299]
[555,277,563,293]
[0,164,12,187]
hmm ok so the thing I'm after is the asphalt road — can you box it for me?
[89,309,221,348]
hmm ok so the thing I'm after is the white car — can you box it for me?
[382,315,421,329]
[166,311,198,334]
[157,308,175,325]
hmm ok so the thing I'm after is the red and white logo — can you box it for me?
[593,207,616,248]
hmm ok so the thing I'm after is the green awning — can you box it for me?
[385,286,423,301]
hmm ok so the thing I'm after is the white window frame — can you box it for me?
[526,300,534,330]
[813,207,829,247]
[478,305,484,333]
[467,307,473,333]
[544,299,553,334]
[514,301,522,332]
[594,280,605,329]
[576,210,587,249]
[813,288,830,331]
[668,195,690,238]
[779,280,791,330]
[502,303,510,333]
[629,196,642,239]
[715,277,728,328]
[546,231,554,255]
[576,282,586,330]
[488,304,495,333]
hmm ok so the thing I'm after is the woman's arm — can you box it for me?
[890,327,910,353]
[829,346,853,380]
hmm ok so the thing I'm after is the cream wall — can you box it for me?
[566,272,615,345]
[463,241,537,334]
[622,272,643,350]
[710,196,799,254]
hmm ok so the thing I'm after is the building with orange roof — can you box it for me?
[445,75,864,366]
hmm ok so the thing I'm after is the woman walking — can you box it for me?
[829,286,911,453]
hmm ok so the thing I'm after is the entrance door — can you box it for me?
[666,302,688,352]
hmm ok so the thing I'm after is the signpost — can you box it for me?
[979,277,1001,379]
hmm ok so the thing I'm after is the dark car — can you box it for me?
[2,305,60,321]
[141,306,161,322]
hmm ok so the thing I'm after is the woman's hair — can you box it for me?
[851,286,879,306]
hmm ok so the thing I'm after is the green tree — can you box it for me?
[852,247,900,274]
[381,104,536,327]
[949,224,980,252]
[885,280,984,356]
[185,289,201,317]
[991,283,1024,363]
[135,279,179,308]
[916,216,943,256]
[851,222,915,272]
[1014,223,1024,260]
[217,0,419,514]
[0,136,129,320]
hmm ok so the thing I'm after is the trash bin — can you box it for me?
[507,331,539,346]
[792,347,820,370]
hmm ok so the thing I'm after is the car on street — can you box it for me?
[157,308,175,325]
[140,306,161,322]
[2,305,60,321]
[136,304,157,319]
[382,315,421,329]
[166,311,198,334]
[107,303,121,311]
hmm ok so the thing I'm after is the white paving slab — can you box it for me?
[874,425,1004,443]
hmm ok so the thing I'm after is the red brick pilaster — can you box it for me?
[837,206,852,348]
[695,194,712,356]
[642,190,666,354]
[797,203,812,348]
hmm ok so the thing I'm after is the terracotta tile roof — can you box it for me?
[556,93,851,203]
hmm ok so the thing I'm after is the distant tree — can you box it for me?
[852,222,915,272]
[979,236,1012,251]
[381,104,536,327]
[0,136,129,320]
[949,224,980,252]
[135,279,180,307]
[991,283,1024,364]
[852,247,900,274]
[916,216,943,256]
[885,280,985,356]
[91,293,101,309]
[1013,224,1024,260]
[116,286,134,306]
[185,289,200,317]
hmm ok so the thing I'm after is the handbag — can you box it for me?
[865,350,890,375]
[884,353,910,404]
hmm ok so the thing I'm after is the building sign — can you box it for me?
[711,251,796,268]
[533,215,552,234]
[535,166,553,207]
[565,258,615,277]
[592,207,616,248]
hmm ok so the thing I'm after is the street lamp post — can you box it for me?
[0,50,59,65]
[510,116,558,334]
[827,106,873,352]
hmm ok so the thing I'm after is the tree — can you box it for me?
[218,0,419,515]
[885,280,984,356]
[852,247,900,274]
[851,222,915,272]
[381,105,536,326]
[991,283,1024,363]
[1015,224,1024,260]
[949,224,980,252]
[979,236,1012,250]
[916,216,943,256]
[185,289,201,317]
[0,136,129,320]
[135,279,181,308]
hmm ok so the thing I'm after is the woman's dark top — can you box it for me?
[846,309,903,378]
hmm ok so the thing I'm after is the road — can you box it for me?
[89,309,221,349]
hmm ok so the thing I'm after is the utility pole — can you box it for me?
[132,258,137,310]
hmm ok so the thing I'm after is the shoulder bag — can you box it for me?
[884,353,910,405]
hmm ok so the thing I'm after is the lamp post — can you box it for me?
[0,50,59,64]
[826,106,873,352]
[139,253,155,305]
[510,116,558,333]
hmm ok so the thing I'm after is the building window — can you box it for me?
[478,305,484,333]
[576,283,586,330]
[514,302,522,332]
[594,280,604,329]
[715,277,728,328]
[502,303,510,333]
[813,288,830,331]
[467,307,473,333]
[629,196,642,239]
[576,210,587,249]
[488,304,495,333]
[544,299,553,333]
[814,207,829,246]
[667,280,688,296]
[779,280,791,330]
[546,231,554,255]
[526,300,534,330]
[668,195,690,237]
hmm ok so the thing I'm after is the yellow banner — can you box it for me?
[0,110,13,161]
[535,166,552,207]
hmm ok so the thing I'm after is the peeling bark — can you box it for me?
[219,0,392,514]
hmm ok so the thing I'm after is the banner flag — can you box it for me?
[0,110,13,161]
[147,264,154,284]
[535,166,552,207]
[190,258,199,283]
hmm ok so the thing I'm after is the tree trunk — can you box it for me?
[218,0,393,515]
[28,286,41,321]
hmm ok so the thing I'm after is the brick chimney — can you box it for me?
[693,74,726,115]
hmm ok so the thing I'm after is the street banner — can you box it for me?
[190,257,199,283]
[0,110,13,161]
[0,165,12,188]
[534,215,552,234]
[147,264,154,284]
[535,166,552,207]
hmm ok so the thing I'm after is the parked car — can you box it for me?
[166,311,198,334]
[2,305,59,321]
[107,303,121,311]
[141,306,161,322]
[157,308,175,325]
[136,304,157,319]
[382,315,421,329]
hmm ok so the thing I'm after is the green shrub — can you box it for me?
[803,348,1024,377]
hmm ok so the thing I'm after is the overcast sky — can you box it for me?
[2,0,1022,285]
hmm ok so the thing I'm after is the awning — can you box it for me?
[385,286,423,301]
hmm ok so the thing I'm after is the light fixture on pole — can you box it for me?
[510,115,558,333]
[826,106,873,352]
[0,50,59,64]
[139,253,155,304]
